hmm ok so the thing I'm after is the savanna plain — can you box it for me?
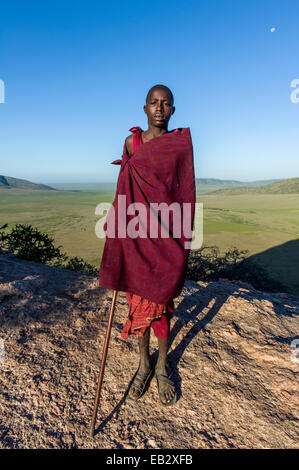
[0,184,298,296]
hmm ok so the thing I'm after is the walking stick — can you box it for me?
[89,289,118,437]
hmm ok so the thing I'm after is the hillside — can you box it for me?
[0,248,298,449]
[0,175,56,191]
[206,177,299,195]
[196,178,282,188]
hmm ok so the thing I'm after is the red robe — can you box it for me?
[120,127,175,339]
[99,125,196,305]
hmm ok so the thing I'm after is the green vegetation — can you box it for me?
[0,223,98,275]
[0,223,65,265]
[195,178,283,194]
[0,184,298,295]
[206,177,299,195]
[196,177,282,187]
[0,188,113,267]
[0,222,285,293]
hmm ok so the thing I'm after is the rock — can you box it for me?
[0,252,298,449]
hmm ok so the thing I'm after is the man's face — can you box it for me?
[144,88,175,128]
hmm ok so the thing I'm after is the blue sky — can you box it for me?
[0,0,298,183]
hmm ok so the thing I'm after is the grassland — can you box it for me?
[0,186,298,295]
[207,177,299,195]
[0,188,114,269]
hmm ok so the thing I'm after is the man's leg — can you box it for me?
[130,326,152,399]
[155,337,176,404]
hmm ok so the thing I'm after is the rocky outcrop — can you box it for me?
[0,249,298,449]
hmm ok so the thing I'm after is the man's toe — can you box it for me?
[162,387,173,403]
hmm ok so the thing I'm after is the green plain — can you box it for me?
[0,188,298,296]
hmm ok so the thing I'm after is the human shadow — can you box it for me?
[93,367,152,437]
[93,274,299,435]
[164,282,235,401]
[248,238,299,297]
[93,281,233,434]
[165,276,299,401]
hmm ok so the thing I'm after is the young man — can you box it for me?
[99,84,195,406]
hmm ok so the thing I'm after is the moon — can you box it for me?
[270,27,276,32]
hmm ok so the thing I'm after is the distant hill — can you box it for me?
[49,182,117,192]
[0,176,56,191]
[196,178,282,187]
[206,177,299,195]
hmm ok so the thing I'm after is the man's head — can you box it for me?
[144,84,175,129]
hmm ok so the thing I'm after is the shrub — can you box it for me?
[0,223,98,275]
[64,256,98,275]
[0,223,66,265]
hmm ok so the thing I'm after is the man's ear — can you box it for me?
[143,105,147,114]
[171,106,175,115]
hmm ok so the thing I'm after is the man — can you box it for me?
[99,84,195,406]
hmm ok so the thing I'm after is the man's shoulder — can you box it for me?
[125,134,133,143]
[125,134,133,155]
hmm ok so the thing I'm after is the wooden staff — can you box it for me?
[89,289,118,437]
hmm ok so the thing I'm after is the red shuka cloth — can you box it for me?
[120,127,175,339]
[121,292,174,339]
[99,126,196,304]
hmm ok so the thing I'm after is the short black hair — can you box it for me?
[146,84,174,106]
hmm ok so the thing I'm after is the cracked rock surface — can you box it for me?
[0,249,298,448]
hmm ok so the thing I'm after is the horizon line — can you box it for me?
[39,177,290,185]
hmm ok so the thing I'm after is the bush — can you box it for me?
[64,256,98,275]
[0,223,98,275]
[187,245,286,293]
[0,223,66,265]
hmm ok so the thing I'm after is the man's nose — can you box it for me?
[156,101,163,110]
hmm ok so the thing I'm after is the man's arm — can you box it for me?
[125,134,133,156]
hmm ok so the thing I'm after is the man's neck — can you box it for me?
[144,125,168,140]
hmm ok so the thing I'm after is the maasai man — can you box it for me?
[99,84,195,406]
